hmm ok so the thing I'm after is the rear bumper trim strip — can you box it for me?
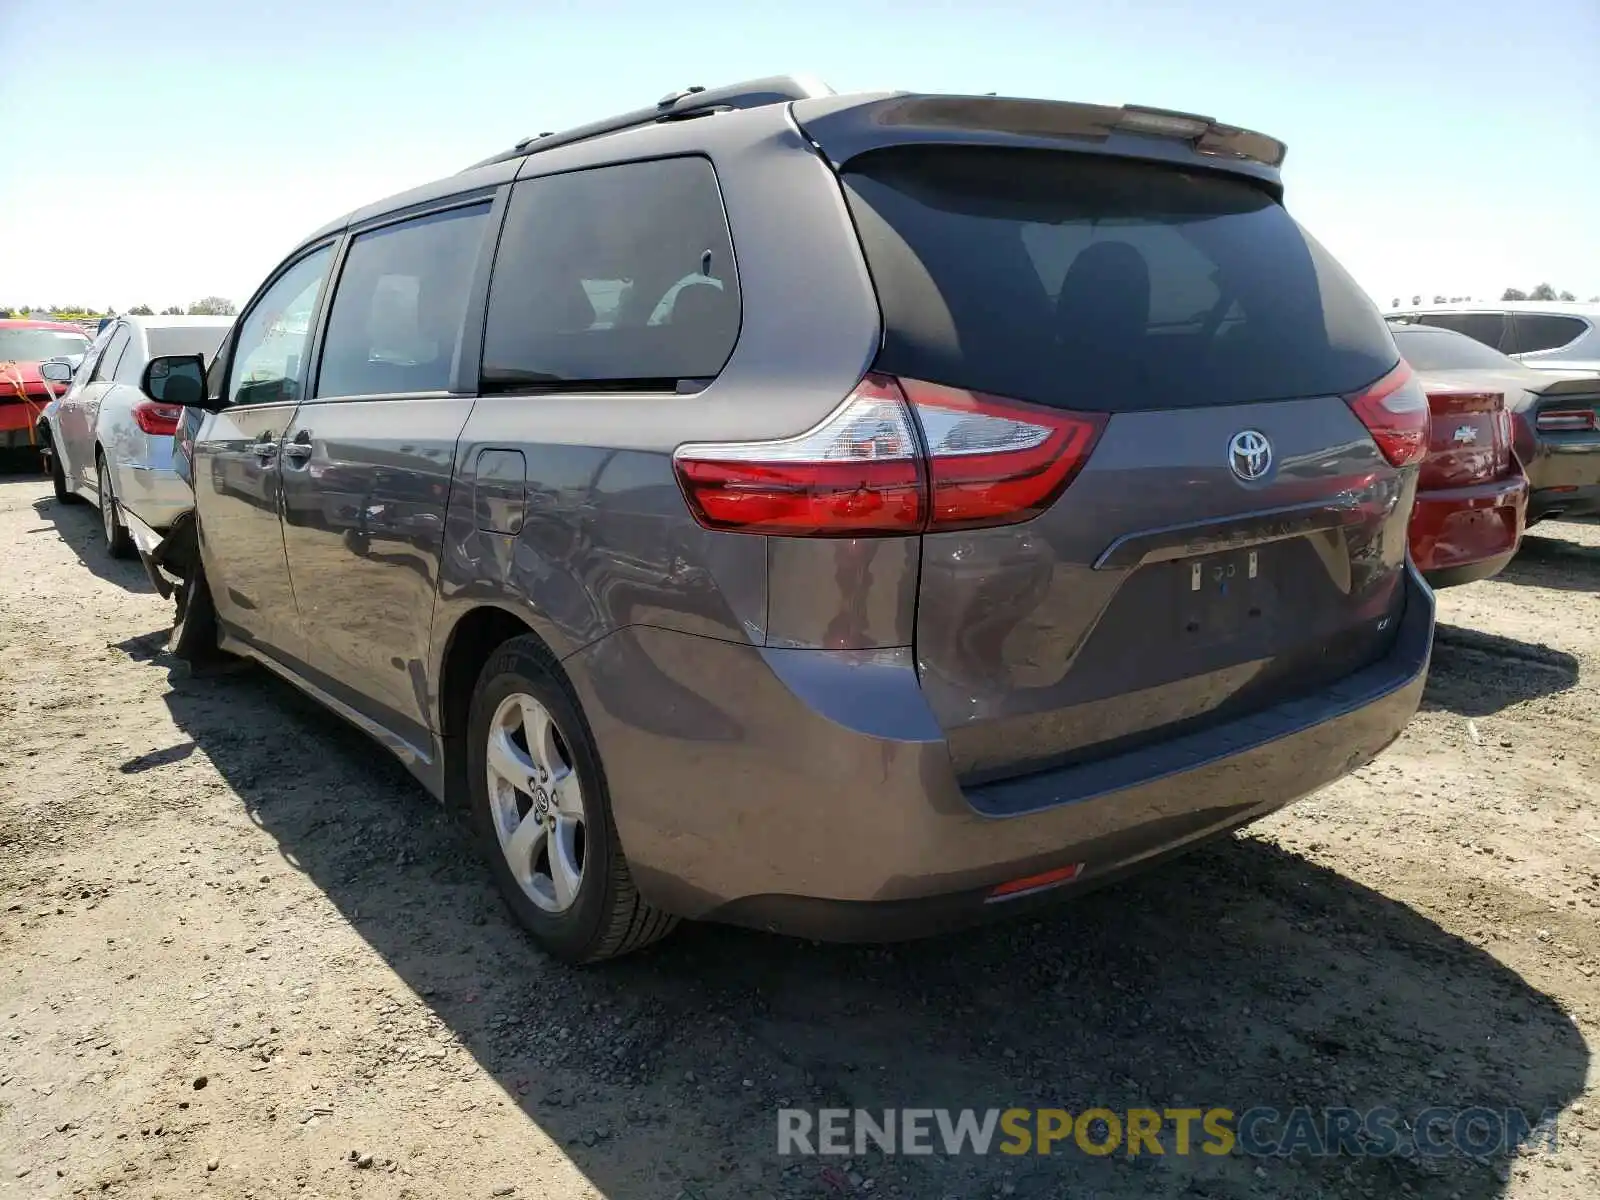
[964,560,1433,818]
[1092,496,1368,569]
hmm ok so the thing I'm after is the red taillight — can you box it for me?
[899,379,1107,531]
[1345,361,1429,468]
[132,399,182,436]
[672,374,925,536]
[1537,409,1597,433]
[672,375,1107,536]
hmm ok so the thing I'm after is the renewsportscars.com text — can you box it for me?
[777,1106,1561,1159]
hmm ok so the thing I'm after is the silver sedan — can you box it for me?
[44,315,231,557]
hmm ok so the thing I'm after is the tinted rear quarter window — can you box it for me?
[840,147,1397,411]
[482,157,740,390]
[1508,313,1588,355]
[1416,312,1508,351]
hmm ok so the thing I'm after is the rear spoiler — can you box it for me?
[792,94,1286,193]
[1528,374,1600,399]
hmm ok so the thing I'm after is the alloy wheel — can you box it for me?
[484,692,587,913]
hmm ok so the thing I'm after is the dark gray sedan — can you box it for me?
[1390,322,1600,524]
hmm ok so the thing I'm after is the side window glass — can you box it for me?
[113,332,147,385]
[205,329,233,401]
[315,204,489,399]
[482,157,740,390]
[1510,314,1587,355]
[228,245,334,407]
[75,326,115,386]
[1417,312,1506,350]
[91,328,130,383]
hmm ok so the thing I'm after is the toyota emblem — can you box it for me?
[1228,430,1273,482]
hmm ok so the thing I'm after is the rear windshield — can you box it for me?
[841,147,1398,411]
[1390,325,1516,372]
[147,326,229,361]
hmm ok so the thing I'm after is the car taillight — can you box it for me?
[1345,361,1429,468]
[900,378,1107,530]
[132,399,183,436]
[1536,409,1597,432]
[672,374,1107,537]
[673,374,925,536]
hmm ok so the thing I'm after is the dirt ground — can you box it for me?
[1,466,1596,1200]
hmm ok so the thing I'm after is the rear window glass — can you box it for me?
[1415,312,1507,350]
[1508,314,1587,355]
[317,204,489,398]
[482,157,740,391]
[841,147,1398,412]
[147,326,230,361]
[1390,326,1516,372]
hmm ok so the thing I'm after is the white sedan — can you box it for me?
[43,315,231,557]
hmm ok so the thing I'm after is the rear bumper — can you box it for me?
[1529,484,1600,523]
[0,399,47,434]
[569,561,1434,940]
[1525,434,1600,522]
[1410,475,1526,587]
[119,506,176,598]
[1,400,47,448]
[116,463,190,531]
[1,429,44,451]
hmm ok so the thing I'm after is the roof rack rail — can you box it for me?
[463,75,834,172]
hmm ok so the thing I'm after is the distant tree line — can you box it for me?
[1390,284,1596,308]
[0,296,238,320]
[1499,284,1586,303]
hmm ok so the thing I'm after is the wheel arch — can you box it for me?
[434,604,570,809]
[46,412,83,485]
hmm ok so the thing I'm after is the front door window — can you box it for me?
[228,246,334,407]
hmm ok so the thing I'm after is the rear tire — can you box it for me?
[466,636,678,963]
[97,453,134,559]
[169,562,223,664]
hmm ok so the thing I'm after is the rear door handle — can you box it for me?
[282,431,313,463]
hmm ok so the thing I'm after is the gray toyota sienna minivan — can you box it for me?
[138,77,1435,962]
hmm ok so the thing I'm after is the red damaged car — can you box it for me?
[1404,369,1528,587]
[0,319,92,453]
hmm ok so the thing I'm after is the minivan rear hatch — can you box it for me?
[825,127,1415,786]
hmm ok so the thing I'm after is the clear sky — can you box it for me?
[2,0,1596,313]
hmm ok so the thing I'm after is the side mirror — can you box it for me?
[141,354,219,410]
[40,359,74,384]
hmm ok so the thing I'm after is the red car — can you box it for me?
[0,319,93,452]
[1406,377,1528,587]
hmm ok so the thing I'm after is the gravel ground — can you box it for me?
[1,469,1597,1200]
